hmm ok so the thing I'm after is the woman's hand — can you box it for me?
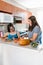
[17,32,20,38]
[30,33,38,42]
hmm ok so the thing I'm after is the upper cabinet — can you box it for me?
[0,12,13,23]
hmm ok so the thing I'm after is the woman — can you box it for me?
[4,23,20,40]
[27,16,42,44]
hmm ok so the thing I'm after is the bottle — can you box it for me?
[1,31,3,37]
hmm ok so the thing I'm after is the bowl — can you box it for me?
[19,38,30,46]
[14,38,20,43]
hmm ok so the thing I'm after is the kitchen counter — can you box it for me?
[0,41,43,65]
[0,38,42,51]
[0,38,43,65]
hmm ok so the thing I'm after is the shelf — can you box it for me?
[0,23,8,26]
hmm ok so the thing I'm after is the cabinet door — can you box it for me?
[3,13,13,23]
[0,13,13,23]
[0,13,3,22]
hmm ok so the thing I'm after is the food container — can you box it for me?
[19,38,30,46]
[31,42,38,48]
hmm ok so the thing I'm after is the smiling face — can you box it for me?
[10,26,15,32]
[28,19,32,26]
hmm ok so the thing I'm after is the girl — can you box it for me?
[4,23,20,40]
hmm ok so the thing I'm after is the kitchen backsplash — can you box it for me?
[0,23,29,37]
[0,24,7,36]
[14,23,29,32]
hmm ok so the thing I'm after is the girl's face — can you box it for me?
[10,26,14,32]
[28,19,32,26]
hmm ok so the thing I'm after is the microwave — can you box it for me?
[13,16,22,23]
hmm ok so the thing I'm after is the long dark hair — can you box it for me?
[7,23,15,32]
[28,16,40,31]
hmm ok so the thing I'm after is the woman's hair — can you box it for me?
[28,16,40,31]
[7,23,15,32]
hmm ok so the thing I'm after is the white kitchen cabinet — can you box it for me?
[0,43,43,65]
[0,12,13,23]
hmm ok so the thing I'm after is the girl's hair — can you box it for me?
[28,16,40,31]
[7,23,15,32]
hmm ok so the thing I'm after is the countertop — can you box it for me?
[0,38,42,51]
[0,39,43,65]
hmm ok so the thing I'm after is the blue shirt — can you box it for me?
[28,26,42,44]
[8,33,18,40]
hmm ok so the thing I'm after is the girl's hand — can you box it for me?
[1,37,6,42]
[20,36,24,39]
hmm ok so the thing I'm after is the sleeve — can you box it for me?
[33,26,40,34]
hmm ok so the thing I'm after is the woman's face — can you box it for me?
[28,19,32,26]
[10,26,14,32]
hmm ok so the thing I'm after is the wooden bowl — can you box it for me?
[19,38,30,46]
